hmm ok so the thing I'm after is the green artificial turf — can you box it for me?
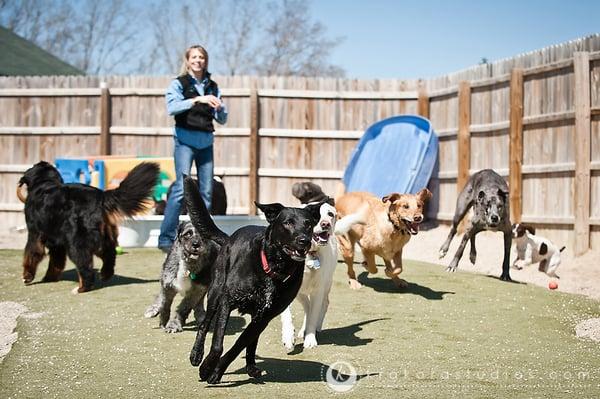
[0,248,598,398]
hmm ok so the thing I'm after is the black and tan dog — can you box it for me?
[17,161,159,293]
[144,220,221,332]
[184,177,322,384]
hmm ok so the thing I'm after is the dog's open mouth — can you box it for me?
[283,245,308,261]
[312,231,330,245]
[403,219,420,235]
[183,246,202,260]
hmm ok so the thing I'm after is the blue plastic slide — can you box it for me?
[342,115,438,197]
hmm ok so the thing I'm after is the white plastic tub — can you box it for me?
[118,215,267,248]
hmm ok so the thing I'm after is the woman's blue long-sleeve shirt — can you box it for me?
[165,74,228,149]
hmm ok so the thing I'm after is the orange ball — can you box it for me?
[548,281,558,290]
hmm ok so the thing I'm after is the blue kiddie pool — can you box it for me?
[342,115,438,196]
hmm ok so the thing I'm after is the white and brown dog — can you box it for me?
[511,223,565,277]
[280,201,363,350]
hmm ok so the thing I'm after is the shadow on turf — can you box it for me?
[357,272,454,299]
[30,268,159,288]
[485,274,527,285]
[285,318,387,355]
[205,355,376,387]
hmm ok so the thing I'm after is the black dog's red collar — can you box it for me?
[261,250,291,282]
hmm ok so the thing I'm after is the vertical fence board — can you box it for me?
[457,81,471,192]
[100,84,111,155]
[509,69,524,223]
[573,52,591,255]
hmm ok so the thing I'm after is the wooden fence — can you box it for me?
[1,35,599,255]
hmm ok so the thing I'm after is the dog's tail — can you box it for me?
[103,162,160,219]
[334,205,367,235]
[559,246,566,253]
[183,176,229,246]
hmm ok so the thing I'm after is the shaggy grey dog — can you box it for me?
[144,220,219,333]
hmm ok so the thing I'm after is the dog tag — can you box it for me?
[306,256,320,270]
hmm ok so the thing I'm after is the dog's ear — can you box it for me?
[382,193,401,203]
[525,225,536,235]
[417,188,432,203]
[176,221,186,236]
[255,202,285,223]
[303,202,323,223]
[325,196,335,206]
[497,188,509,202]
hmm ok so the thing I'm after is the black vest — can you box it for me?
[174,74,218,132]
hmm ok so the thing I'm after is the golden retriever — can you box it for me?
[336,189,432,289]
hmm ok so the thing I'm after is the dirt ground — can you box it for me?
[402,224,600,301]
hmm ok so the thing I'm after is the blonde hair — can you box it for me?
[179,45,209,76]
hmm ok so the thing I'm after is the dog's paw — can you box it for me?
[199,352,221,381]
[282,328,295,351]
[513,260,525,269]
[469,252,477,265]
[303,333,318,349]
[445,263,458,273]
[206,369,224,385]
[189,348,204,367]
[199,356,219,381]
[199,363,212,381]
[163,319,183,333]
[246,365,263,379]
[500,273,512,282]
[144,305,160,319]
[22,274,34,285]
[348,279,362,290]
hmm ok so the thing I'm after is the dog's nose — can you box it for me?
[192,240,200,249]
[320,221,330,229]
[414,214,423,223]
[491,215,499,224]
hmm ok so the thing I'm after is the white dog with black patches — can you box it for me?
[280,201,363,350]
[511,223,565,277]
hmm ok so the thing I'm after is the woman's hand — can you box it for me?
[193,95,222,110]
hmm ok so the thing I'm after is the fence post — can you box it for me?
[457,81,471,233]
[99,82,112,155]
[573,52,591,256]
[509,68,524,223]
[418,81,430,119]
[248,79,260,215]
[457,81,471,193]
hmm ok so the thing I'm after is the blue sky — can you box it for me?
[311,0,600,79]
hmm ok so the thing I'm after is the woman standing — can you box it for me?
[158,45,228,252]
